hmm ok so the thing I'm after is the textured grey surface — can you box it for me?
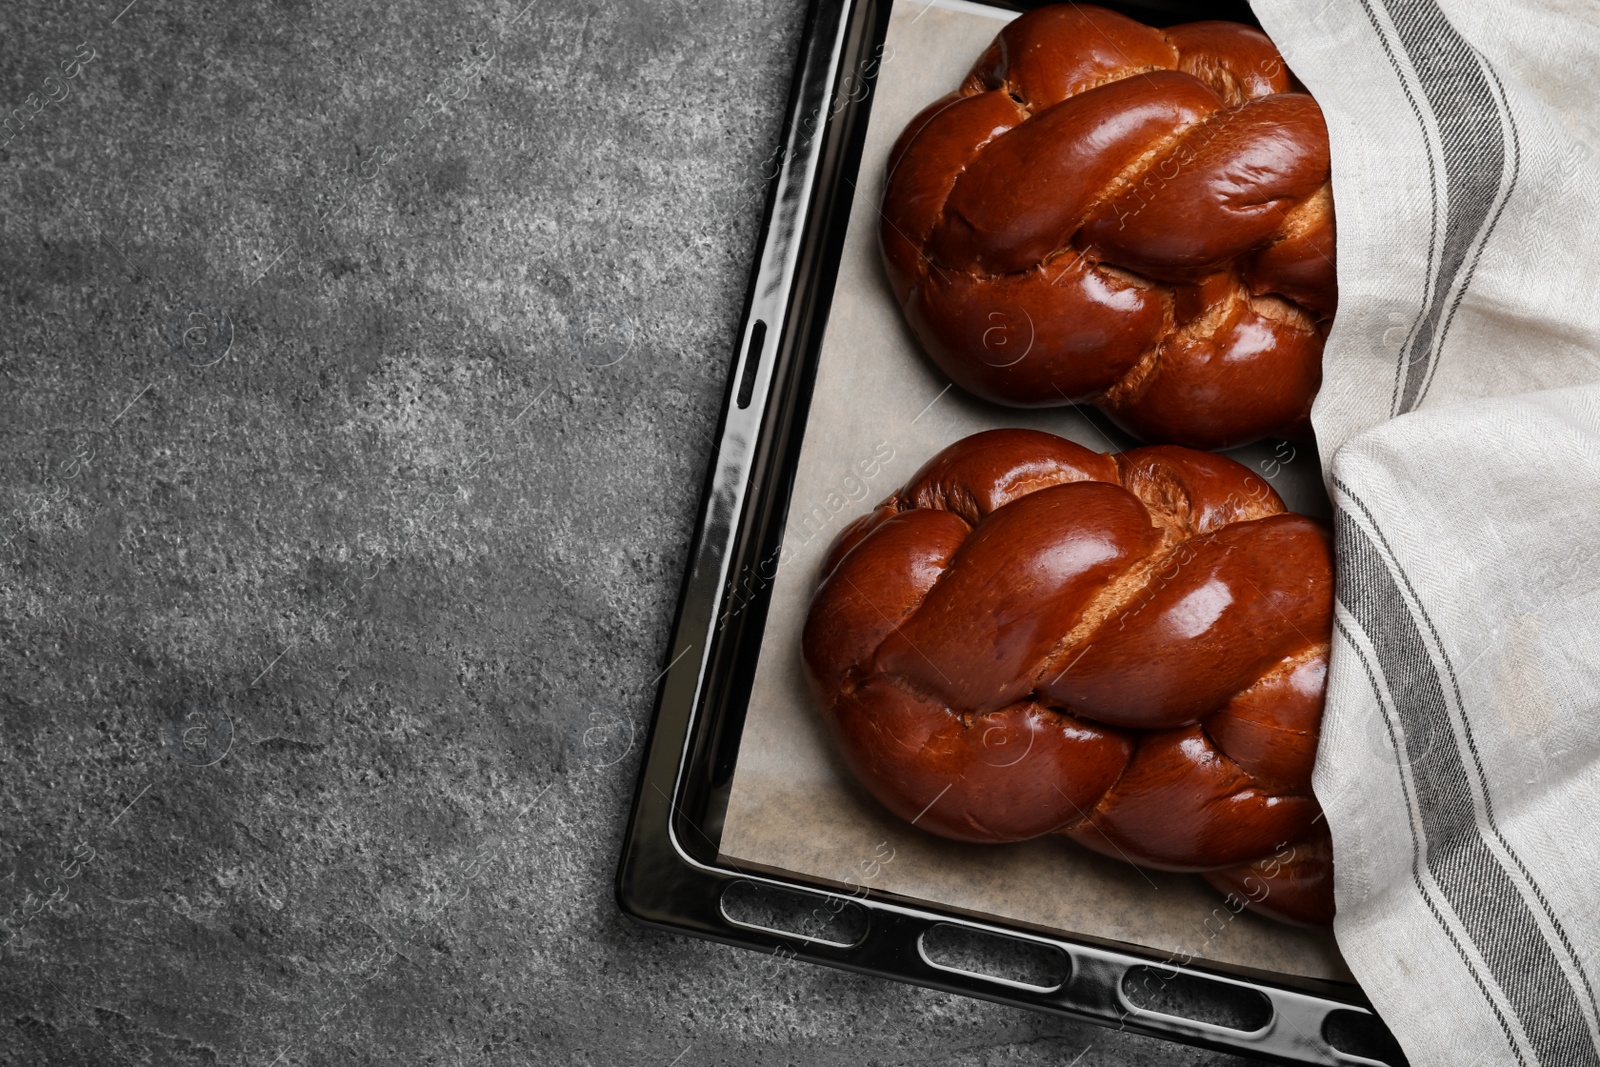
[0,0,1258,1062]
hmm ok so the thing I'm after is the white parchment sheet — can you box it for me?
[718,0,1350,982]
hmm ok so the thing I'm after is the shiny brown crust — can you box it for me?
[802,429,1334,924]
[880,6,1336,450]
[1204,827,1336,927]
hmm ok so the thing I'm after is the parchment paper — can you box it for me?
[718,0,1351,982]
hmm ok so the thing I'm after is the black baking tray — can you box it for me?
[616,0,1403,1062]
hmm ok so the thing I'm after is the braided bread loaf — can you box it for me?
[881,5,1335,450]
[802,429,1335,924]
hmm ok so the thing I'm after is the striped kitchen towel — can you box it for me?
[1251,0,1600,1063]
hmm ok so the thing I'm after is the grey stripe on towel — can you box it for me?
[1336,490,1599,1066]
[1356,0,1519,413]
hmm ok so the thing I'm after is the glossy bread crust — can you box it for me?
[802,429,1335,925]
[881,5,1336,450]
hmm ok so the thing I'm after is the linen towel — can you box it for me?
[1250,1,1600,1063]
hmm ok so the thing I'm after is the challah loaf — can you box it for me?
[880,6,1335,449]
[802,429,1334,924]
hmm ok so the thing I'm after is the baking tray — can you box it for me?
[616,0,1403,1061]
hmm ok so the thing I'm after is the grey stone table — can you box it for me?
[0,0,1259,1062]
